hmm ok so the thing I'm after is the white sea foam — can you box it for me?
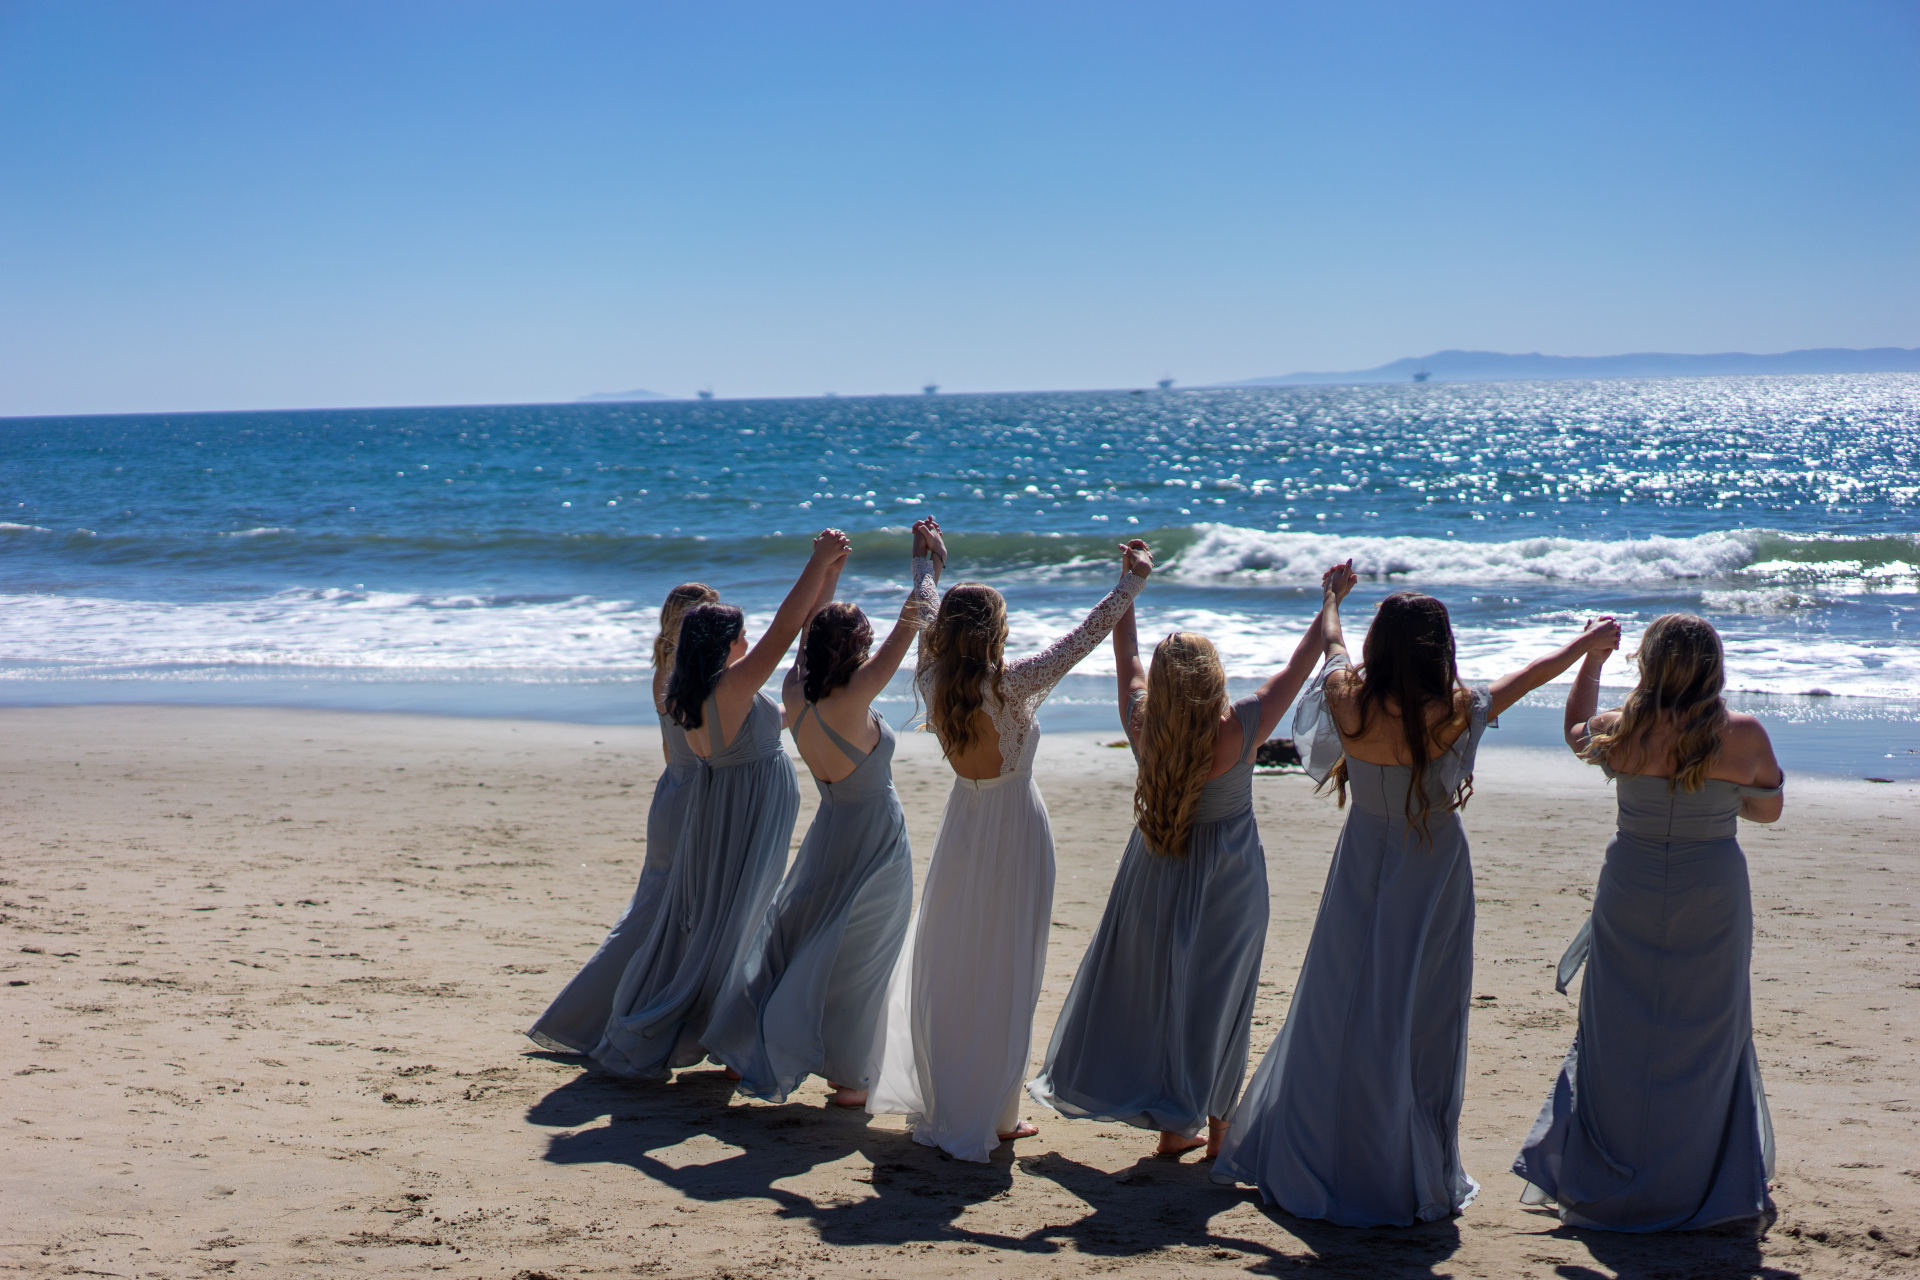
[1167,525,1765,585]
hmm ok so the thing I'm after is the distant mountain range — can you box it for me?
[578,388,676,402]
[1225,347,1920,387]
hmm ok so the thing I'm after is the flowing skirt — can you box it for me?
[590,752,800,1080]
[703,788,914,1102]
[1027,807,1268,1136]
[526,761,695,1054]
[867,770,1055,1162]
[1212,805,1478,1226]
[1512,830,1774,1231]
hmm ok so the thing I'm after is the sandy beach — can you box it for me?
[3,703,1916,1280]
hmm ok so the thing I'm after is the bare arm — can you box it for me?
[1562,626,1616,752]
[1112,601,1146,734]
[1249,562,1355,745]
[1489,616,1620,719]
[1732,717,1785,823]
[1319,559,1352,666]
[721,529,850,697]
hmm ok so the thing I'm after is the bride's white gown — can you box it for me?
[867,557,1144,1161]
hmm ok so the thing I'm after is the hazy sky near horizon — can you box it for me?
[2,1,1916,415]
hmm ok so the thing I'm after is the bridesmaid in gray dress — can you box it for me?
[1212,564,1620,1227]
[527,582,719,1054]
[590,529,849,1080]
[1027,564,1341,1158]
[1513,613,1783,1231]
[706,520,945,1106]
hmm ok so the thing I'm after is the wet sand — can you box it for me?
[3,705,1916,1279]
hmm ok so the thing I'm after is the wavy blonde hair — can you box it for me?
[919,582,1007,759]
[1134,632,1229,857]
[1584,613,1728,792]
[653,582,720,676]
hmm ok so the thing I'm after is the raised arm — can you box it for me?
[723,528,850,697]
[843,519,943,707]
[782,550,849,724]
[907,517,945,680]
[1112,600,1146,734]
[1562,625,1614,753]
[1320,558,1352,666]
[1250,562,1355,743]
[1001,540,1151,703]
[1489,615,1620,719]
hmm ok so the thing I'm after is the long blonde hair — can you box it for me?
[1134,632,1229,857]
[1584,613,1728,792]
[919,582,1007,759]
[653,582,720,675]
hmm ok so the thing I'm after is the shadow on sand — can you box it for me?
[528,1061,1789,1279]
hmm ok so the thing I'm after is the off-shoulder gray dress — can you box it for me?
[704,706,914,1103]
[1027,694,1269,1137]
[589,691,801,1080]
[1212,656,1490,1227]
[1512,770,1781,1231]
[526,721,700,1054]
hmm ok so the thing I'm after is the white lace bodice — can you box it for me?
[908,556,1145,775]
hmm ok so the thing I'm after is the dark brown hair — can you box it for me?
[663,602,744,729]
[1325,590,1472,839]
[803,603,874,703]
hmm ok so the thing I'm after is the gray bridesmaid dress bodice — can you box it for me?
[1514,765,1781,1232]
[1212,655,1492,1226]
[1028,694,1271,1136]
[704,702,915,1102]
[526,719,703,1054]
[590,690,801,1080]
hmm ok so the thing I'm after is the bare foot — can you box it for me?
[997,1121,1039,1142]
[827,1082,867,1108]
[1155,1130,1207,1158]
[723,1067,741,1082]
[1205,1116,1227,1160]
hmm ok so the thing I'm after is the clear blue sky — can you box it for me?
[2,1,1915,414]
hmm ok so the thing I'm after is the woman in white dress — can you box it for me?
[866,531,1152,1162]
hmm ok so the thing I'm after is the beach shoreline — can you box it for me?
[4,705,1916,1278]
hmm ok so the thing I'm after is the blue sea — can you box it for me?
[4,375,1917,777]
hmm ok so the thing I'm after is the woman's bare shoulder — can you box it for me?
[1325,667,1360,697]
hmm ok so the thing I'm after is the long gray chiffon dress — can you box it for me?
[589,691,801,1080]
[1212,655,1490,1227]
[526,721,701,1054]
[1511,769,1781,1231]
[1027,694,1269,1136]
[704,705,914,1103]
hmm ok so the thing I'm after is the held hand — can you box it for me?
[911,519,929,559]
[811,527,852,565]
[1580,615,1622,658]
[1322,559,1357,602]
[923,517,946,567]
[1120,538,1153,579]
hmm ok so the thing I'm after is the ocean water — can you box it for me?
[3,376,1916,776]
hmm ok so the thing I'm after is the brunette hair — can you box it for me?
[1325,590,1472,839]
[663,602,744,729]
[803,603,874,703]
[1584,613,1728,791]
[653,582,720,674]
[919,582,1007,759]
[1133,632,1229,857]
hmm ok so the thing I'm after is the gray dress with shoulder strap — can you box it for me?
[1212,654,1491,1227]
[1512,770,1780,1231]
[526,721,702,1054]
[589,691,801,1080]
[1027,694,1270,1137]
[703,704,915,1102]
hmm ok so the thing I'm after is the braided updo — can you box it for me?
[802,603,873,703]
[663,602,745,729]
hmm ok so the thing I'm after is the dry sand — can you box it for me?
[2,704,1916,1280]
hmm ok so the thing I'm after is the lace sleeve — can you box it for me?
[1001,572,1147,706]
[909,555,939,699]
